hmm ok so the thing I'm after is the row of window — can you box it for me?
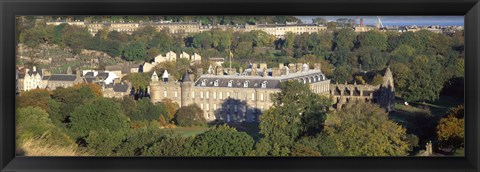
[201,79,268,88]
[199,103,265,113]
[193,91,268,101]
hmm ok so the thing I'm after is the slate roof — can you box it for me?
[84,72,95,77]
[182,73,191,82]
[113,84,130,92]
[97,72,109,79]
[48,74,78,81]
[193,69,327,89]
[194,76,281,89]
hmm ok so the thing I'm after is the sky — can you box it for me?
[296,16,464,26]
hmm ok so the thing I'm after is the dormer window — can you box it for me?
[201,79,207,86]
[244,81,249,88]
[261,81,268,88]
[228,80,233,87]
[214,80,219,86]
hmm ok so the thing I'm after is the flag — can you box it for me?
[229,51,234,58]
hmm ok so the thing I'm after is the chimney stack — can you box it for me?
[288,64,296,73]
[272,67,281,77]
[314,63,322,71]
[251,63,258,76]
[296,63,303,73]
[216,66,224,76]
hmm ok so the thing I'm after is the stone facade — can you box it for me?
[149,63,331,122]
[330,67,395,111]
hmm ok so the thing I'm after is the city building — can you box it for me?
[148,62,395,123]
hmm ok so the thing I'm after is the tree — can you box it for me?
[16,107,75,147]
[192,125,255,156]
[122,72,151,92]
[354,76,366,85]
[358,31,388,51]
[61,25,92,54]
[403,55,445,102]
[192,32,212,50]
[17,89,62,124]
[123,41,147,61]
[257,81,332,156]
[325,102,412,156]
[144,136,195,156]
[371,74,384,86]
[356,46,387,71]
[390,62,411,97]
[334,29,356,50]
[174,104,207,127]
[161,98,180,121]
[69,98,130,139]
[312,17,327,25]
[131,98,167,121]
[115,125,166,156]
[332,65,350,83]
[390,44,416,63]
[437,105,464,150]
[52,84,101,122]
[85,128,125,156]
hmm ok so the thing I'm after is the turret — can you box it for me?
[162,70,169,82]
[149,71,161,103]
[180,71,192,107]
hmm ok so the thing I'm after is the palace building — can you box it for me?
[148,62,395,123]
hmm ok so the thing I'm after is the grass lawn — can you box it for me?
[164,126,209,137]
[389,95,464,155]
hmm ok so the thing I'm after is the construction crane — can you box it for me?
[376,16,384,28]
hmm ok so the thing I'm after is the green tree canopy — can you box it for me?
[192,125,254,156]
[324,102,412,156]
[174,104,207,127]
[69,98,130,139]
[123,41,147,61]
[403,55,445,102]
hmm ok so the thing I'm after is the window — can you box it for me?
[174,91,178,97]
[213,104,217,110]
[201,103,204,110]
[219,92,223,99]
[213,92,216,99]
[261,93,264,101]
[261,81,268,88]
[206,104,210,111]
[214,80,219,86]
[164,91,167,97]
[192,91,195,98]
[252,93,255,100]
[200,91,204,98]
[228,80,233,87]
[201,79,207,86]
[206,91,209,99]
[244,81,249,88]
[227,92,230,98]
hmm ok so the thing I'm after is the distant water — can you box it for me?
[296,16,464,26]
[381,21,464,27]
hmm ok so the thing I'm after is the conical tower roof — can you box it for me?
[151,71,159,81]
[162,70,169,78]
[182,71,191,82]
